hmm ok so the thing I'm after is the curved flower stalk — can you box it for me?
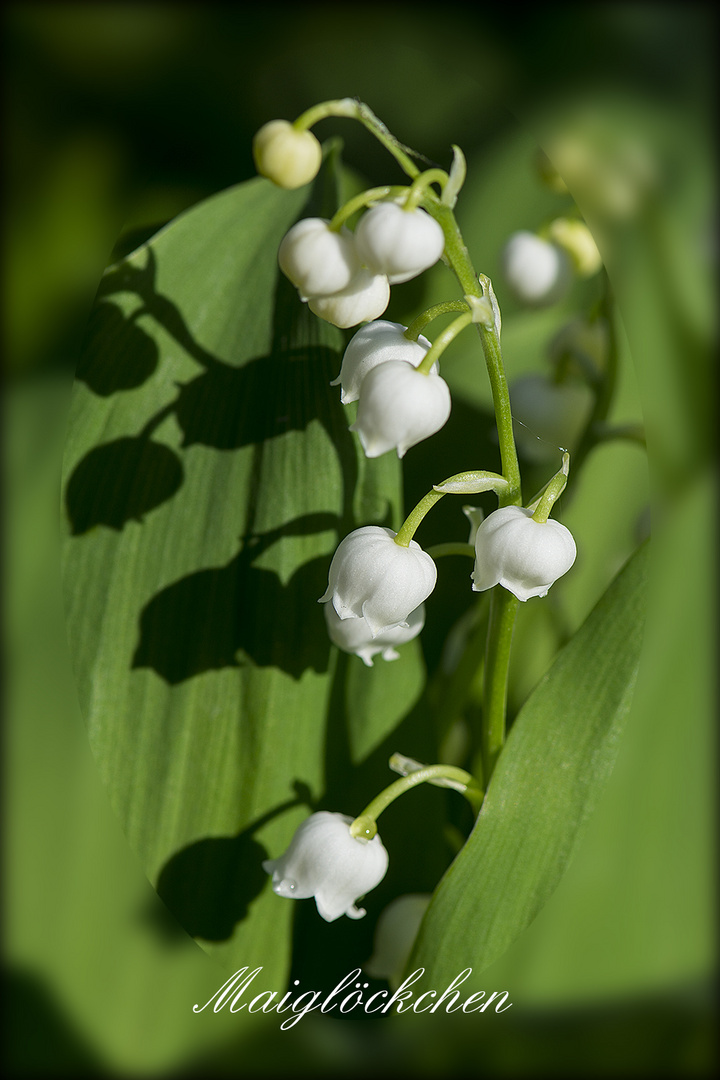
[501,230,572,306]
[278,218,359,298]
[324,601,425,666]
[471,505,577,601]
[263,811,388,922]
[355,201,446,284]
[252,120,322,189]
[351,361,451,458]
[331,319,434,404]
[319,525,437,637]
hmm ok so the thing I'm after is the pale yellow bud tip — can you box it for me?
[547,218,603,278]
[252,120,322,189]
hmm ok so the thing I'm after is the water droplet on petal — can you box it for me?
[277,877,297,896]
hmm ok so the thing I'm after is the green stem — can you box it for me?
[479,587,519,781]
[404,168,450,209]
[405,300,470,342]
[294,98,421,179]
[416,312,473,375]
[427,201,522,508]
[394,489,445,547]
[350,764,484,839]
[328,185,406,231]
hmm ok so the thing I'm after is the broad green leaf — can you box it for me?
[61,156,425,982]
[409,541,648,983]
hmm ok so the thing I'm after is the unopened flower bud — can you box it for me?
[547,218,603,277]
[350,361,451,458]
[355,202,445,284]
[263,811,388,922]
[472,506,576,601]
[252,120,322,190]
[331,320,435,404]
[319,525,437,637]
[278,218,359,299]
[501,230,572,306]
[308,269,390,329]
[324,600,425,666]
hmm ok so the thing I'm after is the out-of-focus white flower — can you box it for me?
[324,601,425,666]
[308,269,390,329]
[278,218,360,299]
[501,230,572,306]
[364,893,431,987]
[471,506,576,601]
[350,361,451,458]
[510,374,594,463]
[263,811,388,922]
[355,202,445,284]
[252,121,322,190]
[331,320,434,405]
[319,525,437,637]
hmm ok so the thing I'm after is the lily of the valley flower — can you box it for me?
[319,525,437,637]
[252,120,322,190]
[472,506,577,601]
[263,811,388,922]
[278,218,360,299]
[308,268,390,329]
[350,360,451,458]
[324,600,425,666]
[331,319,434,404]
[501,230,571,306]
[355,202,445,284]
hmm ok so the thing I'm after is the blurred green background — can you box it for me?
[4,2,715,1076]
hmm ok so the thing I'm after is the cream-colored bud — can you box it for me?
[252,120,322,190]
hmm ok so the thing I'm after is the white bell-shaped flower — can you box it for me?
[350,360,451,458]
[324,600,425,666]
[331,319,435,404]
[263,811,388,922]
[319,525,437,637]
[472,506,577,601]
[308,268,390,329]
[278,218,360,299]
[355,202,445,284]
[252,120,322,190]
[501,230,572,306]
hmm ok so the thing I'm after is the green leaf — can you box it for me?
[61,157,425,982]
[409,540,648,982]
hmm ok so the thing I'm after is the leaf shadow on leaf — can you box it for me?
[153,781,315,942]
[132,514,339,683]
[66,246,356,532]
[75,299,160,395]
[65,436,184,534]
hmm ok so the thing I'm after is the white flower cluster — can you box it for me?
[333,319,451,459]
[278,202,445,329]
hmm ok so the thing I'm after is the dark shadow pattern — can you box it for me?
[132,513,339,683]
[155,782,314,941]
[65,436,183,534]
[75,299,159,395]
